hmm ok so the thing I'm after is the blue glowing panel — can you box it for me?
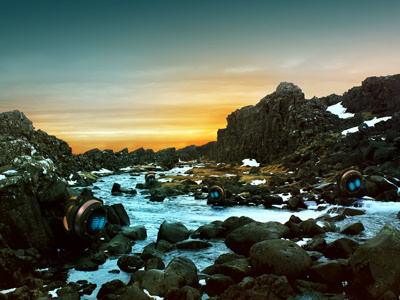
[91,216,106,230]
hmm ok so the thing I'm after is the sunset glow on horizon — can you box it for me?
[1,0,400,154]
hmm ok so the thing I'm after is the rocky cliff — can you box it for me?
[207,74,400,164]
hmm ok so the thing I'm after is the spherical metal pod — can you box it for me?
[145,172,156,183]
[338,168,363,195]
[208,185,225,201]
[63,196,107,239]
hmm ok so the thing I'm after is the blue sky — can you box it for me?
[1,0,399,153]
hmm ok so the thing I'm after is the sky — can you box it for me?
[1,0,400,154]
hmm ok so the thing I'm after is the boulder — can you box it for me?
[348,224,400,299]
[204,274,235,297]
[111,203,130,226]
[97,279,127,299]
[249,239,312,279]
[157,221,190,243]
[122,225,147,241]
[117,255,145,273]
[191,221,227,239]
[145,257,165,271]
[164,256,198,289]
[309,260,346,288]
[323,238,359,259]
[340,222,365,235]
[175,240,212,250]
[225,221,289,256]
[221,216,255,233]
[211,258,252,283]
[101,234,132,255]
[164,286,202,300]
[120,285,152,300]
[220,274,295,300]
[140,269,167,296]
[75,257,99,271]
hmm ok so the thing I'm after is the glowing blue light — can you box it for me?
[91,217,106,230]
[348,182,356,191]
[355,178,361,188]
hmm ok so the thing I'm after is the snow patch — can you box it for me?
[3,170,18,175]
[0,175,6,180]
[326,102,354,119]
[342,116,392,135]
[242,158,260,167]
[250,179,266,185]
[92,168,113,175]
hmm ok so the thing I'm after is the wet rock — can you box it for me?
[220,274,295,300]
[56,285,80,300]
[340,222,365,235]
[215,253,246,265]
[323,238,359,259]
[309,260,347,288]
[261,195,284,207]
[122,225,147,241]
[140,269,167,296]
[120,284,152,300]
[299,219,325,237]
[176,240,212,250]
[250,239,312,279]
[145,257,165,271]
[149,189,167,202]
[191,221,228,239]
[140,243,165,261]
[75,257,99,271]
[204,274,235,297]
[117,255,145,273]
[212,258,252,283]
[164,256,198,289]
[101,233,132,255]
[348,223,400,299]
[302,237,327,252]
[157,221,190,244]
[221,216,255,233]
[164,286,202,300]
[112,203,130,226]
[111,182,137,196]
[225,221,289,256]
[97,279,127,299]
[342,207,365,216]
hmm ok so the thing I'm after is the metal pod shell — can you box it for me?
[338,168,363,194]
[63,196,107,239]
[145,172,156,183]
[209,185,225,200]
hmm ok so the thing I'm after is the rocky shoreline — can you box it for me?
[1,73,400,299]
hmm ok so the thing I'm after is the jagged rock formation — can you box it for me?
[216,82,346,164]
[342,74,400,115]
[201,74,400,164]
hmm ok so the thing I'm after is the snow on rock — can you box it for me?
[250,179,266,185]
[342,116,392,135]
[241,158,260,167]
[326,102,355,119]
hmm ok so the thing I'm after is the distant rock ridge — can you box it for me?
[199,73,400,164]
[1,73,400,173]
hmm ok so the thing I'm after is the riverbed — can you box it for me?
[67,163,400,299]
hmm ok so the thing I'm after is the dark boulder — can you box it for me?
[323,238,359,259]
[157,221,190,244]
[220,274,295,300]
[164,256,198,290]
[250,239,312,279]
[204,274,235,297]
[225,221,289,256]
[348,224,400,299]
[117,255,145,273]
[340,222,365,235]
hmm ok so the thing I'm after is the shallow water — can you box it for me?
[68,164,400,299]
